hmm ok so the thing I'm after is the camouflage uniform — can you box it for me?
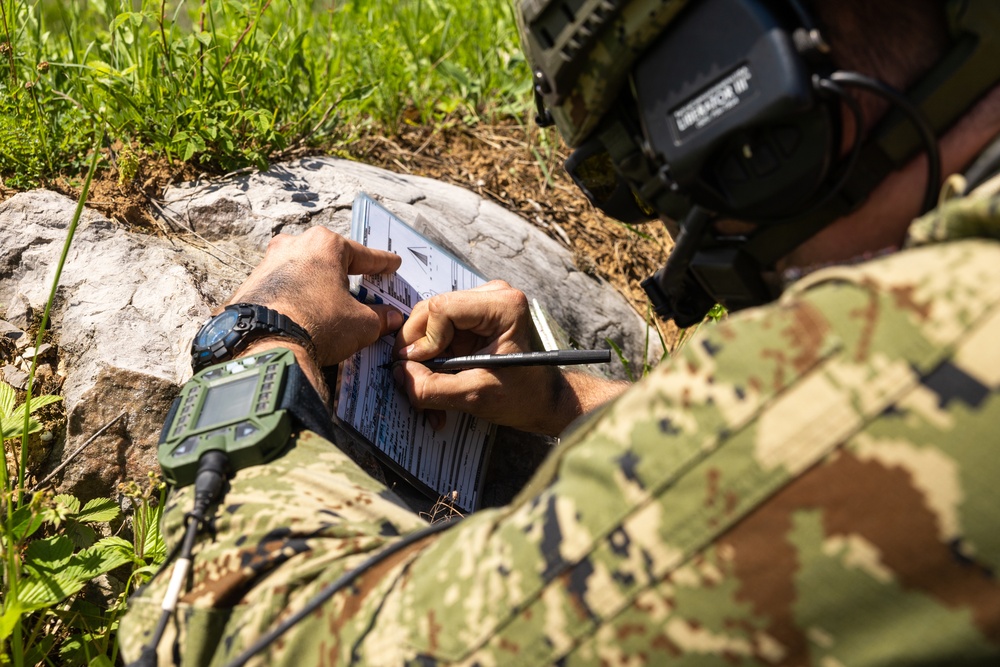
[120,173,1000,665]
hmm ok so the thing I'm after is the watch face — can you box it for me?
[196,309,240,348]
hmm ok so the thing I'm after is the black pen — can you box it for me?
[382,349,611,372]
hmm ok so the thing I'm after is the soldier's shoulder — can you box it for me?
[763,236,1000,349]
[620,237,1000,446]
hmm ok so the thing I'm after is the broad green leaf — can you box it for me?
[74,538,134,576]
[22,633,56,667]
[110,12,141,32]
[18,540,133,611]
[0,380,14,416]
[76,497,120,523]
[66,521,97,550]
[53,494,82,514]
[90,655,115,667]
[85,60,116,76]
[10,505,45,542]
[0,413,41,439]
[92,535,133,554]
[17,573,81,612]
[0,602,22,643]
[25,535,74,569]
[20,394,62,414]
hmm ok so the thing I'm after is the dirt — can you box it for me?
[2,120,681,348]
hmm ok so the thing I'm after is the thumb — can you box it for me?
[370,305,405,337]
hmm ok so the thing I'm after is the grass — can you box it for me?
[0,0,533,190]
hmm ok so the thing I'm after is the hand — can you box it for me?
[392,281,629,436]
[227,226,404,367]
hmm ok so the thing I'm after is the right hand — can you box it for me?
[227,226,404,368]
[391,281,570,435]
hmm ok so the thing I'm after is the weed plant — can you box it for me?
[1,134,168,666]
[0,0,531,189]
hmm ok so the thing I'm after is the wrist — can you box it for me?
[544,370,629,437]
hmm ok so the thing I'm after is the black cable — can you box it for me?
[221,517,462,667]
[128,452,230,667]
[786,0,818,31]
[830,70,943,214]
[800,76,866,213]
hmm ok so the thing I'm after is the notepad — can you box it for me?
[335,194,496,512]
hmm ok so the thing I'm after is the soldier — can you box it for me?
[122,0,1000,664]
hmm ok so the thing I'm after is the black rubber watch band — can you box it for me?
[279,361,335,442]
[191,303,315,371]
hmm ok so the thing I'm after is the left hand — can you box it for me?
[228,226,403,367]
[391,281,617,436]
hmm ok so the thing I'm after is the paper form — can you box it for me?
[335,194,495,512]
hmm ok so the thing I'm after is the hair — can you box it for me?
[811,0,952,125]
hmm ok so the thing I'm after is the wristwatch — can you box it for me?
[191,303,314,371]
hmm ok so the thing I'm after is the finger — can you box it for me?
[468,279,513,292]
[343,238,402,276]
[424,409,447,431]
[342,302,388,351]
[394,361,497,413]
[370,304,405,336]
[413,290,518,358]
[394,303,430,352]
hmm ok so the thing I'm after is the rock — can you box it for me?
[0,158,657,507]
[2,364,28,390]
[22,343,52,359]
[0,319,24,340]
[160,157,657,373]
[60,368,177,500]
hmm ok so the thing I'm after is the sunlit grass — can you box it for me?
[0,0,532,188]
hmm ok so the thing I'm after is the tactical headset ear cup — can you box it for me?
[631,0,840,221]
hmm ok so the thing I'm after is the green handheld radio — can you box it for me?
[158,348,317,488]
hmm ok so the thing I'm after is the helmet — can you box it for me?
[519,0,690,148]
[519,0,1000,327]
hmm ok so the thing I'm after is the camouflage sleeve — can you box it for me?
[120,238,1000,666]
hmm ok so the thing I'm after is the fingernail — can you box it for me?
[387,309,403,330]
[427,411,443,431]
[398,344,415,359]
[392,364,405,385]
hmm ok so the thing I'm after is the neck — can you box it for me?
[781,85,1000,270]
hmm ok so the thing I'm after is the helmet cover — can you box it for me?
[519,0,690,146]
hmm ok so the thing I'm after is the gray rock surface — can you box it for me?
[0,157,654,506]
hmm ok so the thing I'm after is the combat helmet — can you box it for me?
[518,0,1000,326]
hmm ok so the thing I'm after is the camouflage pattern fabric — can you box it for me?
[121,181,1000,665]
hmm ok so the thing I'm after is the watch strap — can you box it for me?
[279,361,336,443]
[243,303,312,346]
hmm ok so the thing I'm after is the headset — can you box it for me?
[543,0,1000,326]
